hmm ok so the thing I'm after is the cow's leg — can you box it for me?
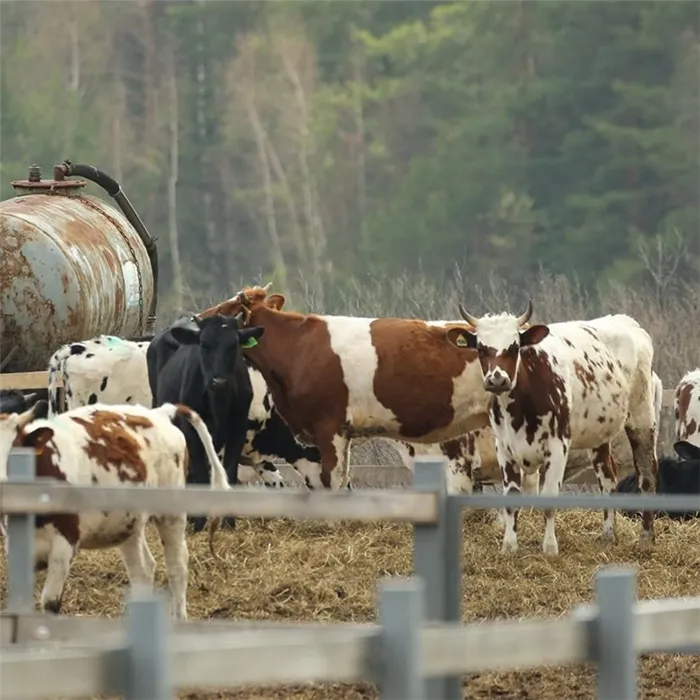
[624,424,658,547]
[40,534,76,614]
[624,372,659,547]
[499,452,522,554]
[591,442,617,542]
[444,435,476,495]
[539,446,567,556]
[312,430,347,491]
[141,536,158,584]
[340,437,353,491]
[153,514,189,620]
[119,519,154,591]
[219,426,253,530]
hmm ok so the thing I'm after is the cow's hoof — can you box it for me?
[221,517,237,531]
[500,538,518,555]
[542,539,559,557]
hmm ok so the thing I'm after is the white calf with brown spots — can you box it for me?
[674,368,700,460]
[447,304,658,556]
[0,400,229,619]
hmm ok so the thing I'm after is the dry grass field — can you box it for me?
[1,504,698,700]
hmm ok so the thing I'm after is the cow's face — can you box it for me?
[445,300,550,395]
[0,400,48,480]
[170,313,265,391]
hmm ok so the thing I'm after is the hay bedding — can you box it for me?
[1,510,698,700]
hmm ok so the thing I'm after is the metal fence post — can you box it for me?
[124,585,172,700]
[5,448,36,613]
[413,456,462,700]
[379,577,425,700]
[595,567,638,700]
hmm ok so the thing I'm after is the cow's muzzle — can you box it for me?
[484,371,511,395]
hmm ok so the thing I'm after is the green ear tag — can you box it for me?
[455,334,468,348]
[241,337,259,349]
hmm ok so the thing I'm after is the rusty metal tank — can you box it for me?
[0,162,158,373]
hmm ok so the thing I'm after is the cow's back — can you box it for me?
[531,325,631,449]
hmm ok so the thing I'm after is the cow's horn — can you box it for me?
[262,282,273,292]
[516,299,533,327]
[458,303,479,327]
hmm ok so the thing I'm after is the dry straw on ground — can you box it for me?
[1,508,698,700]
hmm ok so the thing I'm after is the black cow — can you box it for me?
[147,312,265,532]
[616,441,700,521]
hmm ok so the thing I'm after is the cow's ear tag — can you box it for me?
[455,334,468,348]
[241,337,258,349]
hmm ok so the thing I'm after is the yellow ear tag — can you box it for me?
[455,334,468,348]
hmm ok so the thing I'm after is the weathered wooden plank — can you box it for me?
[1,612,372,646]
[0,645,113,699]
[634,596,700,653]
[0,482,438,523]
[0,371,54,391]
[171,629,377,689]
[2,601,699,697]
[0,616,15,645]
[422,617,588,674]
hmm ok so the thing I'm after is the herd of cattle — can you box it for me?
[1,283,699,619]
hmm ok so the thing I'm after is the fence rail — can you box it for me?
[2,575,699,700]
[1,448,698,700]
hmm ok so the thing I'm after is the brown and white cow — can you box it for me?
[674,368,700,461]
[195,285,493,490]
[446,302,659,554]
[0,399,230,619]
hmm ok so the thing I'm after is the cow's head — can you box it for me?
[170,313,266,391]
[445,300,549,395]
[196,283,286,325]
[0,400,49,479]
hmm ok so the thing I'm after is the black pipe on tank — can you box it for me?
[54,160,159,335]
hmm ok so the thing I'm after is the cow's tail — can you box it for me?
[159,403,230,562]
[47,345,70,417]
[652,371,663,434]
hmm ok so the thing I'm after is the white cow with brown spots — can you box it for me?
[674,368,700,460]
[446,302,658,555]
[0,399,229,619]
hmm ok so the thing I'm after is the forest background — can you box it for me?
[1,0,698,387]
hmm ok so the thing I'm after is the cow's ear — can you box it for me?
[519,324,549,347]
[239,326,265,349]
[446,327,477,350]
[266,294,286,311]
[674,440,700,461]
[169,319,201,346]
[21,426,55,452]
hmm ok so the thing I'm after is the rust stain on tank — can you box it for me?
[0,192,154,373]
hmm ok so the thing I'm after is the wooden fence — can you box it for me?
[1,448,699,700]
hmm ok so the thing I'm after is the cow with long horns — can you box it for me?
[445,301,659,554]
